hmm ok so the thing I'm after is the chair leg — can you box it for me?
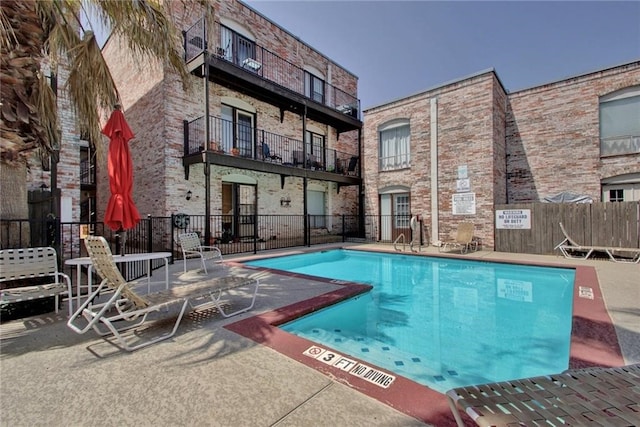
[200,254,208,274]
[99,300,190,351]
[206,279,260,318]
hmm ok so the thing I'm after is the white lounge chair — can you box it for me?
[67,235,259,351]
[555,222,640,264]
[178,232,223,273]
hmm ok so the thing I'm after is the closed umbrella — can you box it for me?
[102,106,140,252]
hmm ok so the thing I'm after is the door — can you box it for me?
[222,183,256,240]
[379,193,410,242]
[308,190,326,228]
[237,111,254,157]
[380,194,392,241]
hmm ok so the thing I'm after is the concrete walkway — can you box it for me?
[1,244,638,426]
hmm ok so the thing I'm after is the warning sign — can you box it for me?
[496,209,531,229]
[303,345,395,388]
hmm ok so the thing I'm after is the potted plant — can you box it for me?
[231,147,240,156]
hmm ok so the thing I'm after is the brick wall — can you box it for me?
[101,0,360,223]
[364,71,505,249]
[506,62,640,202]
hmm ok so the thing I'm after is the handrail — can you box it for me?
[410,216,421,252]
[393,233,405,252]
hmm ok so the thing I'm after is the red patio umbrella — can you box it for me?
[102,106,141,232]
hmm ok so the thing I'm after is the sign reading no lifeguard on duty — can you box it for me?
[496,209,531,229]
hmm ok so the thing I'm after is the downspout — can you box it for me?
[430,98,438,244]
[302,105,308,246]
[203,40,211,245]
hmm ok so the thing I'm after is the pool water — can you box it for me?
[246,249,575,392]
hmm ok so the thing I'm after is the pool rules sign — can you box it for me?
[496,209,531,229]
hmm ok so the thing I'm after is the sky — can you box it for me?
[244,1,640,110]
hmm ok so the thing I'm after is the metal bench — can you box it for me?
[1,247,72,316]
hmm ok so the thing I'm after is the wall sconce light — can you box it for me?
[186,190,192,201]
[280,196,291,207]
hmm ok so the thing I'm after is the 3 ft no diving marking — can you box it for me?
[303,345,396,388]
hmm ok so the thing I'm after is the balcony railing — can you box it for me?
[184,115,360,177]
[184,18,360,120]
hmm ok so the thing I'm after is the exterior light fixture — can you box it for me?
[280,196,291,207]
[186,190,192,201]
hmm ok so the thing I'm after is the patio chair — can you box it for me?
[178,232,223,273]
[439,222,475,254]
[346,156,359,175]
[446,363,640,426]
[555,222,640,263]
[261,143,282,162]
[67,235,260,351]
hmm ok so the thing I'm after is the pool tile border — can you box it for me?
[225,253,624,426]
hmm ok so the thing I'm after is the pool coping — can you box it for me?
[225,249,624,426]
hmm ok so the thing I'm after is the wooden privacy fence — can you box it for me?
[495,202,640,255]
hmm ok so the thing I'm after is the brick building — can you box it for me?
[98,0,363,244]
[363,61,640,249]
[27,1,637,253]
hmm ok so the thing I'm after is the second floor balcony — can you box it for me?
[183,115,360,185]
[184,18,362,134]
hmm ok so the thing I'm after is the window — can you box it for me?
[600,86,640,156]
[220,25,256,69]
[379,120,410,171]
[305,71,325,104]
[609,189,624,202]
[395,195,410,228]
[305,131,325,168]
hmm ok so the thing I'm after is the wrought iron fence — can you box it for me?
[1,214,378,284]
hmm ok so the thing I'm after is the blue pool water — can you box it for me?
[246,250,575,392]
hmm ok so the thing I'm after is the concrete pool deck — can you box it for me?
[1,244,638,426]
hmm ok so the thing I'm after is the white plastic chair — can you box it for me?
[178,232,223,273]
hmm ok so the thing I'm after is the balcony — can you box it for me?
[183,18,361,134]
[183,115,360,186]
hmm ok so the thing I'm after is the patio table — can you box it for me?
[65,252,171,314]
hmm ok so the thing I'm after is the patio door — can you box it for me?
[221,105,254,157]
[379,192,410,242]
[307,190,326,228]
[222,182,256,240]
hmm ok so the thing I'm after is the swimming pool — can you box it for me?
[246,249,575,392]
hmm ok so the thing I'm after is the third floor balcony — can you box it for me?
[183,18,362,134]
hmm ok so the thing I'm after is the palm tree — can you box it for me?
[0,0,206,221]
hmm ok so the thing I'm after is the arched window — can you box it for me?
[379,119,410,171]
[599,86,640,156]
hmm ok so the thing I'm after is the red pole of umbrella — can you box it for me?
[102,105,140,254]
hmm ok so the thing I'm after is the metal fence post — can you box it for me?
[147,214,153,253]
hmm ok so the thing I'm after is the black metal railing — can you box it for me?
[184,115,360,176]
[1,214,430,297]
[183,18,360,119]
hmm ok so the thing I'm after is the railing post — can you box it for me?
[147,214,153,253]
[342,214,346,243]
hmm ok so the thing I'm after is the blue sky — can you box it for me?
[245,1,640,109]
